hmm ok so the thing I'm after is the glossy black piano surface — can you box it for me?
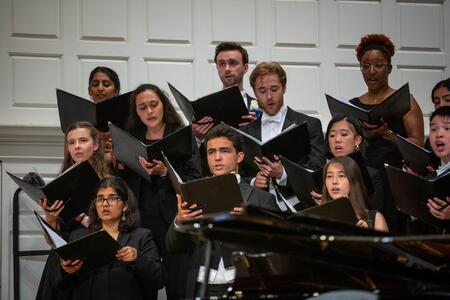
[179,211,450,299]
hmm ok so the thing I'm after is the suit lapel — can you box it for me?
[249,119,262,140]
[239,180,253,205]
[282,106,298,130]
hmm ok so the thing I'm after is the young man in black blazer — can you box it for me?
[165,124,278,299]
[240,61,327,212]
[193,42,258,145]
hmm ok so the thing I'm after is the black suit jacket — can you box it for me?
[53,227,166,300]
[165,180,277,298]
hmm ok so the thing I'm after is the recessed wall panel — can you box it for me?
[398,68,444,116]
[337,1,380,48]
[282,64,321,114]
[12,0,60,38]
[336,65,366,100]
[275,0,318,47]
[80,0,127,41]
[399,3,443,51]
[147,0,192,43]
[211,0,255,44]
[145,60,194,114]
[12,55,62,108]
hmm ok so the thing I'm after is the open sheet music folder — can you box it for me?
[386,165,450,229]
[110,123,192,180]
[57,89,132,132]
[168,82,248,128]
[34,211,121,273]
[394,133,436,177]
[230,121,311,167]
[326,83,410,124]
[298,197,359,226]
[7,161,100,220]
[162,152,242,214]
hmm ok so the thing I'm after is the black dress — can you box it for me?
[53,227,166,300]
[121,123,202,300]
[350,98,407,170]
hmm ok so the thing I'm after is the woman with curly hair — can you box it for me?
[351,33,424,170]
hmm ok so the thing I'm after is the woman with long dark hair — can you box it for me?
[122,83,201,300]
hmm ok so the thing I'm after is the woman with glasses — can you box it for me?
[53,176,166,300]
[350,34,424,170]
[36,121,112,300]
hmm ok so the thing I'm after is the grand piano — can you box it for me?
[177,209,450,299]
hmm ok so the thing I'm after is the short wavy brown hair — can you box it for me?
[355,34,395,63]
[250,62,287,90]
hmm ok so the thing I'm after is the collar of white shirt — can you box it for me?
[261,105,288,125]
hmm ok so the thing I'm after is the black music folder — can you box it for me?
[110,123,192,180]
[394,133,436,177]
[386,165,450,229]
[299,197,359,226]
[7,161,99,220]
[162,152,242,214]
[34,211,120,273]
[326,83,410,124]
[57,89,132,132]
[231,121,311,165]
[167,82,249,128]
[281,156,323,207]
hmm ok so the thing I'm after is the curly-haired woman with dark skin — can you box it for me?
[351,34,424,170]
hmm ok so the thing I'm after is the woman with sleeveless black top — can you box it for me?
[351,34,424,169]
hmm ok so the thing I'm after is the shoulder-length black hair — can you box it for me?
[88,176,140,233]
[127,83,182,137]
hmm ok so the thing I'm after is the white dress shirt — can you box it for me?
[254,105,300,212]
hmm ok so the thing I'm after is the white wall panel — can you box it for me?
[147,0,192,43]
[12,0,60,38]
[398,2,443,51]
[11,54,62,108]
[211,0,255,44]
[145,60,194,98]
[275,0,318,47]
[80,0,127,41]
[282,64,322,115]
[337,1,380,48]
[335,65,367,100]
[1,0,449,299]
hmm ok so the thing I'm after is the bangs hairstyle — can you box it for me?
[430,106,450,124]
[127,83,182,136]
[321,156,369,222]
[89,66,121,95]
[325,115,365,158]
[204,123,243,153]
[355,34,395,63]
[62,121,109,179]
[431,78,450,104]
[249,62,287,90]
[88,176,140,233]
[214,42,249,65]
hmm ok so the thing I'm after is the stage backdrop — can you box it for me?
[0,0,449,299]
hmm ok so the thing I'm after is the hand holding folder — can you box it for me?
[168,82,249,128]
[162,152,242,215]
[34,211,121,274]
[8,161,100,220]
[325,83,410,125]
[109,123,192,180]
